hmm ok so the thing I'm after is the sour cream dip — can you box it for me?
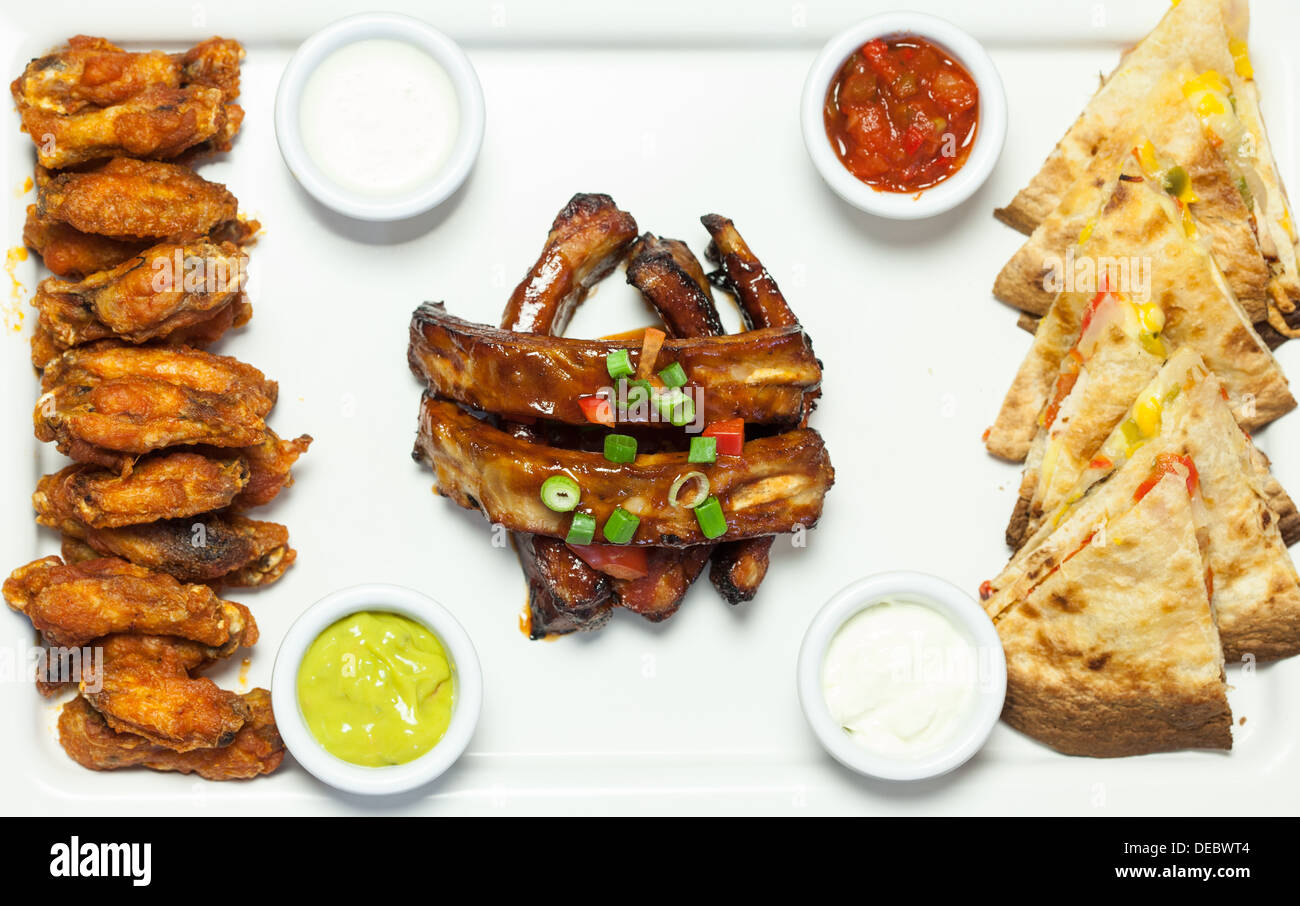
[298,38,460,197]
[821,600,977,759]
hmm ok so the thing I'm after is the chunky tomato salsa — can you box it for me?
[823,36,979,193]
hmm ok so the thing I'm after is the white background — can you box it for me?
[1,0,1297,815]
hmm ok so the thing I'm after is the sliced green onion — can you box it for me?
[623,378,653,413]
[668,471,710,509]
[687,436,717,463]
[540,474,581,512]
[603,507,640,544]
[604,433,638,464]
[657,387,696,427]
[606,349,634,380]
[694,496,727,539]
[658,361,687,388]
[565,512,596,545]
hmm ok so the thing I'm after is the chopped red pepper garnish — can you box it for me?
[702,418,745,456]
[978,580,993,601]
[578,394,614,427]
[1042,370,1080,429]
[1133,452,1199,502]
[1089,455,1113,470]
[567,543,649,580]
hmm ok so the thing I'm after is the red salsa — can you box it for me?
[823,36,979,193]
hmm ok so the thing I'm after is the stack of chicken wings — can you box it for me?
[3,36,307,780]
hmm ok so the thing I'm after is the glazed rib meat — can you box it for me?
[12,36,244,168]
[36,342,276,470]
[409,304,821,428]
[59,689,282,780]
[415,394,834,545]
[3,555,256,651]
[701,214,810,603]
[56,513,294,587]
[500,193,639,334]
[82,633,251,751]
[494,194,639,636]
[34,239,247,346]
[36,158,239,239]
[626,233,725,337]
[616,234,725,620]
[35,453,247,529]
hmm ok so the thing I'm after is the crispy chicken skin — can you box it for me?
[17,84,242,169]
[57,513,294,587]
[36,342,276,470]
[500,193,639,334]
[34,240,247,349]
[59,689,282,780]
[210,430,312,510]
[415,394,834,545]
[83,634,251,751]
[409,304,820,428]
[23,205,149,279]
[3,555,256,651]
[36,158,239,239]
[12,36,244,168]
[34,453,249,529]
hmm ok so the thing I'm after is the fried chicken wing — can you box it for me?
[23,204,150,279]
[222,430,312,510]
[82,634,250,751]
[12,36,244,168]
[59,689,281,779]
[34,453,248,528]
[19,84,242,169]
[3,555,256,651]
[58,513,294,587]
[36,342,276,469]
[37,158,239,239]
[34,240,247,354]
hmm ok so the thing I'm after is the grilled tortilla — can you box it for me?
[996,470,1233,757]
[994,68,1272,323]
[1045,348,1300,661]
[996,0,1300,330]
[986,159,1293,462]
[1007,291,1166,549]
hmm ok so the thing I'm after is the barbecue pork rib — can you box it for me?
[414,394,833,546]
[408,304,820,428]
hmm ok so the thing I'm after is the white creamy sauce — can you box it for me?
[821,601,977,758]
[299,39,459,197]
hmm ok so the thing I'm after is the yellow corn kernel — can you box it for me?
[1140,331,1167,358]
[1230,39,1254,79]
[1078,217,1095,245]
[1134,396,1162,438]
[1136,139,1159,174]
[1139,303,1165,334]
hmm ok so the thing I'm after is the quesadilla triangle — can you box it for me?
[995,0,1300,328]
[985,158,1294,462]
[995,464,1233,757]
[1051,347,1300,661]
[1005,290,1167,550]
[993,67,1272,323]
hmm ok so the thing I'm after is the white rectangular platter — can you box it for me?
[2,0,1298,816]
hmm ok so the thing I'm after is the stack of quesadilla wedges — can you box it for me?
[995,0,1300,340]
[982,0,1300,757]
